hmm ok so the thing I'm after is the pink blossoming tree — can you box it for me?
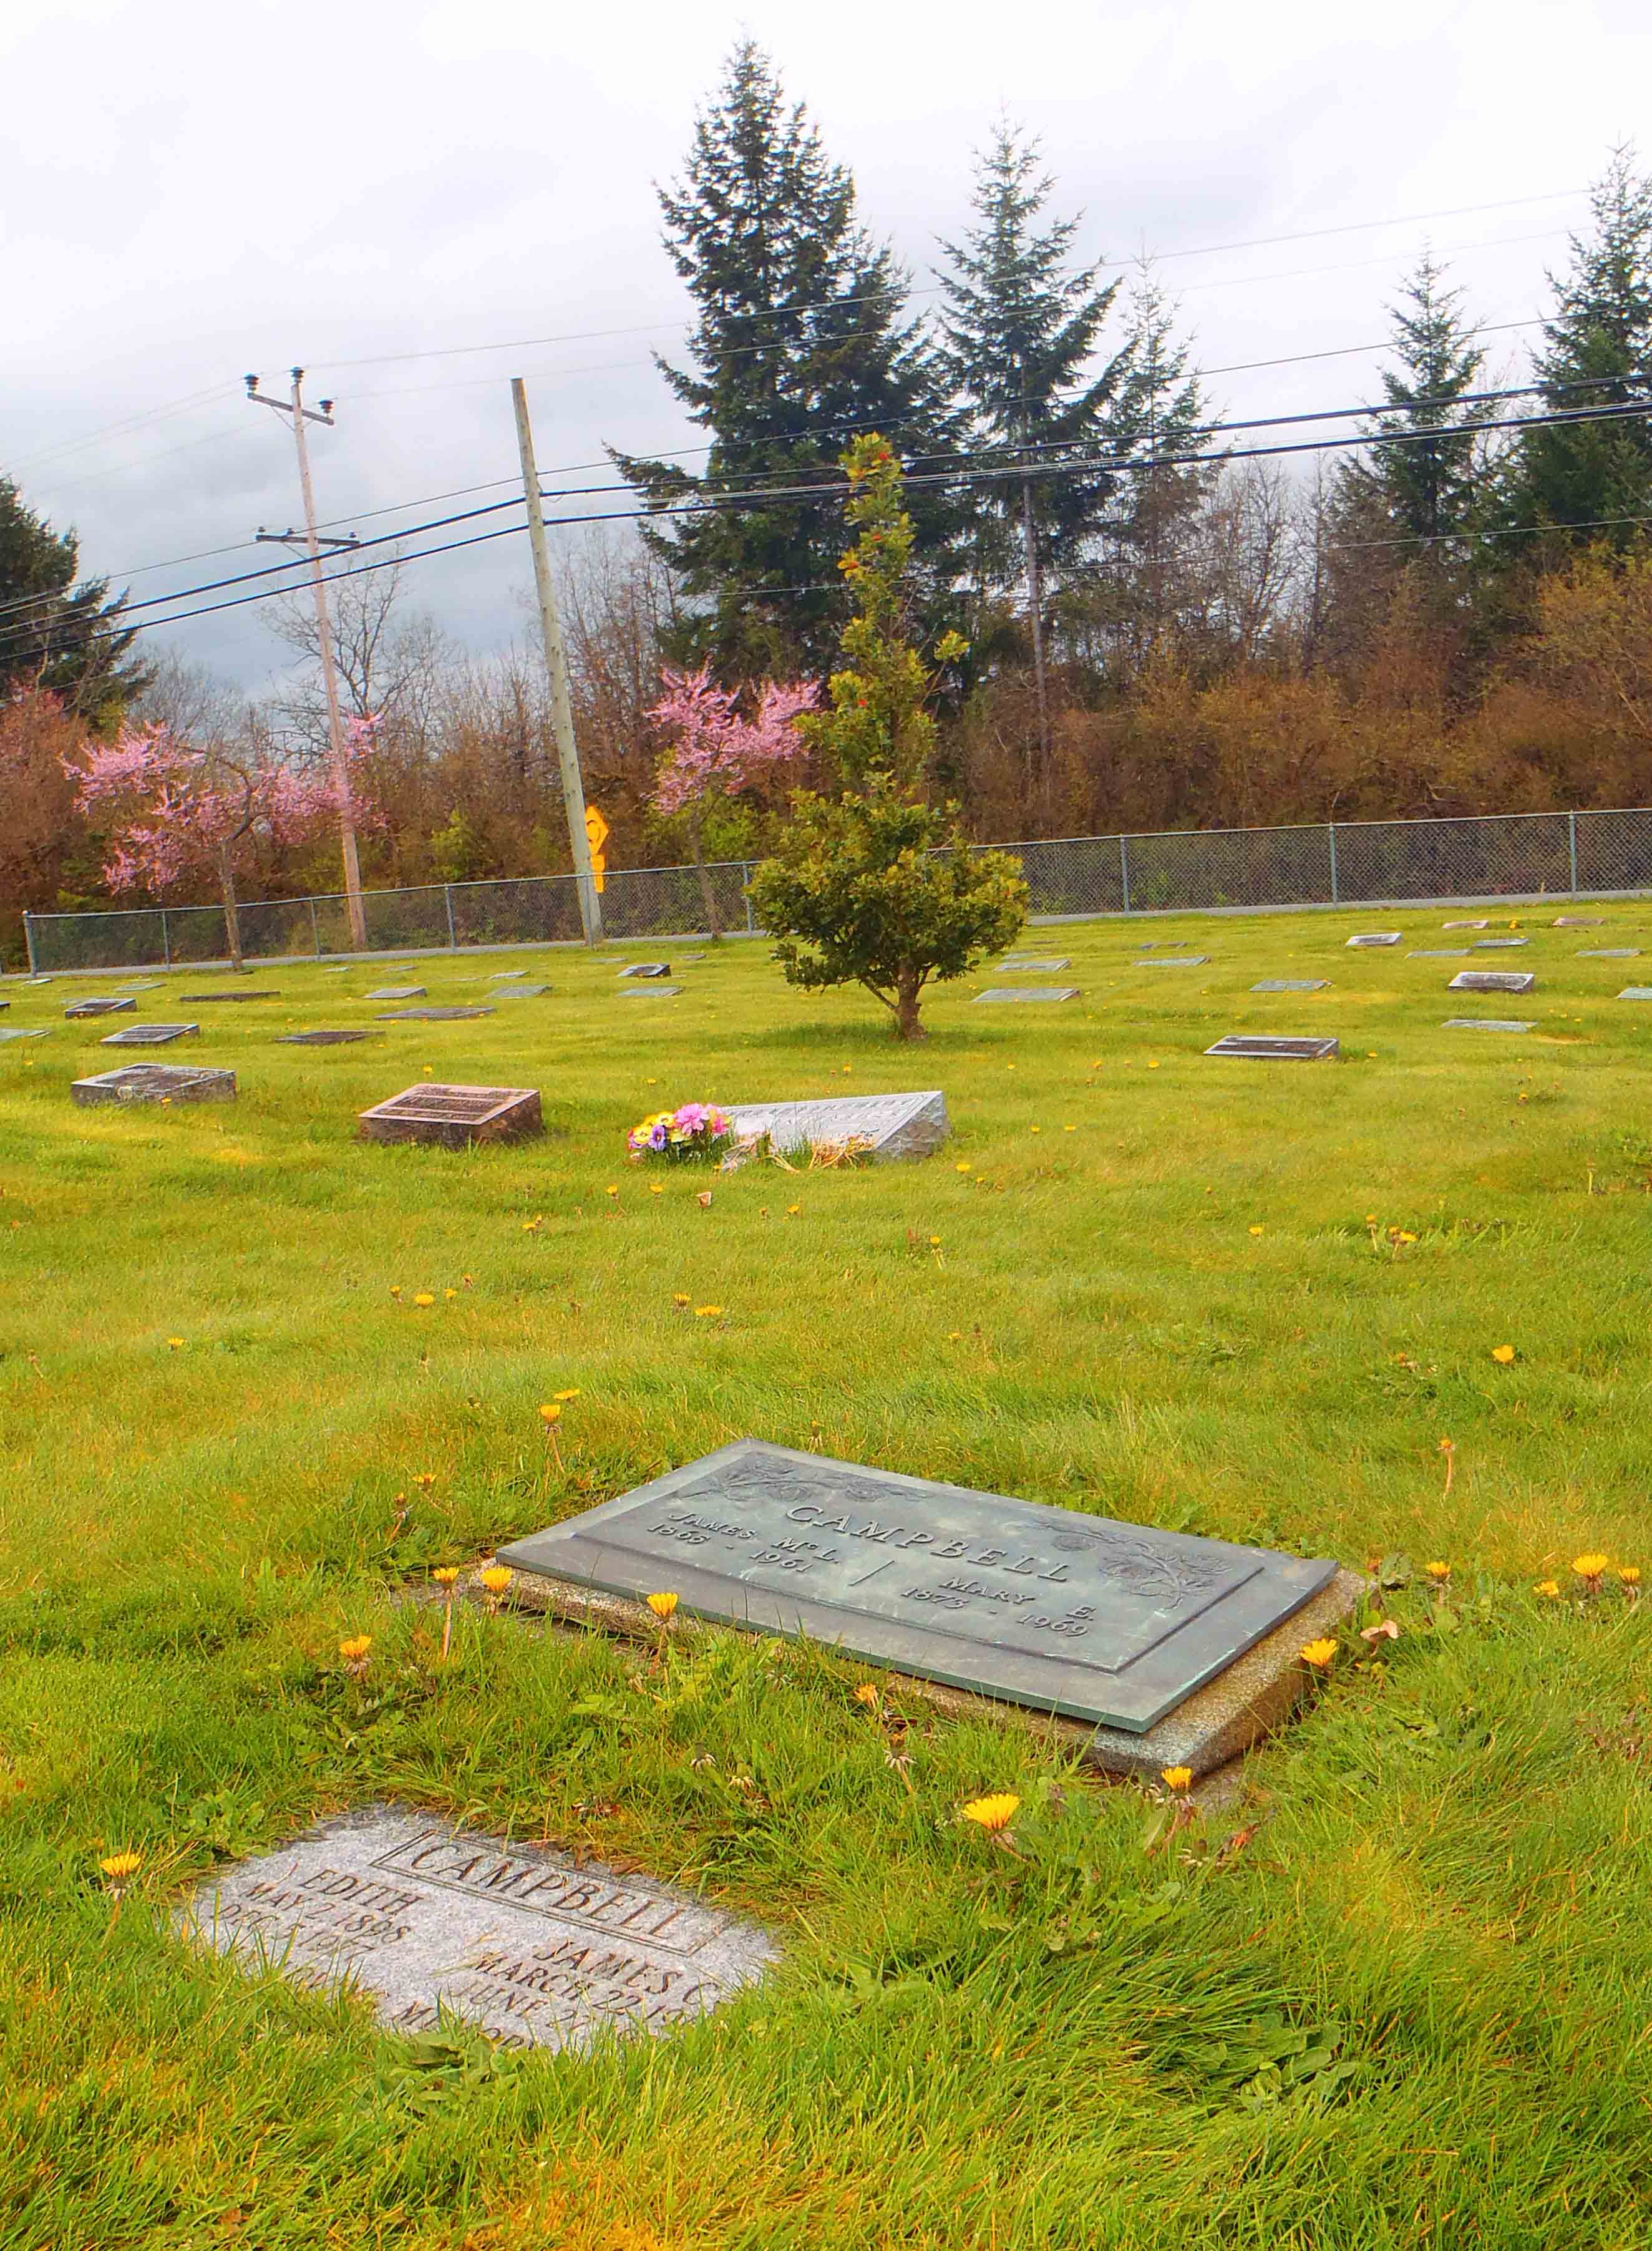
[70,718,377,969]
[647,666,816,937]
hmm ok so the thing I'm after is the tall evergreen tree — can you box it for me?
[613,41,961,680]
[0,477,147,727]
[1507,146,1652,547]
[1336,251,1492,545]
[935,121,1131,763]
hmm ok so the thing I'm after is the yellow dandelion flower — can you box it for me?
[787,1203,800,1215]
[389,1285,402,1298]
[929,1235,941,1247]
[1161,1766,1193,1792]
[1619,1565,1641,1587]
[1533,1578,1561,1597]
[553,1389,580,1402]
[412,1291,435,1308]
[694,1305,724,1318]
[956,1162,972,1174]
[646,1591,678,1621]
[1299,1638,1338,1669]
[338,1635,372,1662]
[650,1184,664,1196]
[853,1683,880,1708]
[167,1336,185,1350]
[538,1403,561,1425]
[1425,1560,1450,1581]
[100,1850,142,1882]
[479,1565,513,1597]
[444,1287,457,1300]
[1248,1225,1265,1237]
[1572,1552,1610,1580]
[961,1792,1020,1832]
[432,1566,460,1587]
[1492,1343,1516,1364]
[606,1184,620,1198]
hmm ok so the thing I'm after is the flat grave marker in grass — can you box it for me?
[498,1439,1356,1780]
[65,997,136,1019]
[1132,957,1208,968]
[180,1804,776,2055]
[100,1024,200,1047]
[1578,948,1641,958]
[1346,933,1401,948]
[618,985,682,999]
[493,983,552,1000]
[620,963,672,979]
[1450,969,1537,995]
[1618,986,1652,1001]
[1407,949,1472,958]
[1473,938,1529,950]
[488,970,528,981]
[1251,979,1329,993]
[359,1082,542,1147]
[72,1062,235,1106]
[115,981,162,992]
[725,1090,950,1165]
[376,1006,495,1022]
[998,956,1072,972]
[277,1029,374,1046]
[1443,919,1490,930]
[1205,1034,1338,1062]
[367,986,426,1001]
[1443,1018,1534,1033]
[0,1028,49,1042]
[1554,916,1605,926]
[179,989,283,1003]
[974,986,1081,1004]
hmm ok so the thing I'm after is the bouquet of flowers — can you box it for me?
[626,1101,733,1162]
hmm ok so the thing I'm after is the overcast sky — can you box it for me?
[6,0,1648,694]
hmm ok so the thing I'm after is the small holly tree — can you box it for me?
[747,435,1026,1039]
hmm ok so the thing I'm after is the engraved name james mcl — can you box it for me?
[498,1441,1337,1734]
[182,1806,777,2051]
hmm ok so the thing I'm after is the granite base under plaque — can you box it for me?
[1205,1034,1338,1061]
[180,1804,776,2053]
[498,1441,1354,1777]
[72,1063,236,1106]
[724,1090,949,1164]
[359,1082,543,1147]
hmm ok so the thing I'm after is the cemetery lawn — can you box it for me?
[6,912,1652,2250]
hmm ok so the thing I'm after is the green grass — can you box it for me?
[5,913,1652,2249]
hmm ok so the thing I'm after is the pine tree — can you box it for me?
[1336,252,1492,545]
[0,477,147,726]
[1509,146,1652,547]
[935,120,1130,766]
[612,41,961,679]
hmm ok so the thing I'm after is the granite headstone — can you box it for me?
[359,1082,542,1147]
[1205,1034,1338,1061]
[724,1090,949,1164]
[72,1063,235,1106]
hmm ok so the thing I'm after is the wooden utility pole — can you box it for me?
[246,368,369,951]
[510,377,603,946]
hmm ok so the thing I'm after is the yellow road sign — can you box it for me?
[584,804,608,892]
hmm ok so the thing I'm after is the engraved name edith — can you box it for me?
[499,1441,1337,1733]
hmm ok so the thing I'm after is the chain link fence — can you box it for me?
[24,807,1652,973]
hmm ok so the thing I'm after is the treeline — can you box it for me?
[2,41,1651,941]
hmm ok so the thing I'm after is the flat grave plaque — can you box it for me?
[100,1024,200,1047]
[359,1082,542,1148]
[1554,916,1605,926]
[620,963,672,979]
[0,1028,49,1043]
[278,1029,374,1046]
[367,986,426,1001]
[1346,933,1401,948]
[180,1803,776,2054]
[725,1090,949,1164]
[1473,937,1528,950]
[1618,987,1652,1001]
[1449,970,1537,995]
[1578,948,1640,958]
[0,1001,7,1012]
[22,975,52,985]
[494,983,552,999]
[115,981,162,993]
[72,1063,235,1107]
[618,985,682,999]
[998,956,1072,972]
[1133,956,1208,968]
[66,997,136,1018]
[974,986,1081,1004]
[499,1439,1339,1743]
[321,965,354,973]
[179,989,281,1003]
[488,970,528,981]
[1205,1034,1338,1061]
[1250,979,1328,993]
[1407,949,1471,958]
[1443,920,1489,930]
[376,1006,495,1021]
[1443,1018,1533,1033]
